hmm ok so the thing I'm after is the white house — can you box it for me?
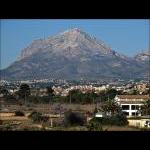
[115,95,150,117]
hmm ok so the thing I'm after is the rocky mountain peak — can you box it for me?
[60,28,82,34]
[134,50,150,61]
[18,28,113,61]
[1,28,148,81]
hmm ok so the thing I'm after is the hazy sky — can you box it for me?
[1,19,149,69]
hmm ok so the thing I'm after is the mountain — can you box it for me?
[134,51,150,62]
[134,51,150,80]
[0,28,149,81]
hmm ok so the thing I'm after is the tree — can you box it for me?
[97,89,118,102]
[106,89,118,100]
[132,89,139,95]
[67,90,98,104]
[93,107,98,115]
[64,110,85,126]
[15,111,25,116]
[0,120,2,126]
[111,113,128,126]
[46,86,54,102]
[0,86,17,103]
[101,100,121,115]
[141,100,150,116]
[67,90,82,104]
[18,84,30,104]
[87,118,103,131]
[0,86,9,97]
[28,111,49,123]
[148,86,150,94]
[88,113,128,128]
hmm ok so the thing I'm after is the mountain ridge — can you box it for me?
[1,28,149,81]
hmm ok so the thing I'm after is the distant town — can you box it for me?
[0,78,150,97]
[0,78,150,131]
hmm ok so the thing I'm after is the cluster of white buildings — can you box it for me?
[53,85,110,96]
[111,83,148,94]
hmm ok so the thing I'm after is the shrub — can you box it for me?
[0,120,3,125]
[93,108,98,115]
[15,111,25,116]
[2,123,12,131]
[41,116,49,123]
[64,110,86,126]
[28,111,42,122]
[28,111,49,123]
[89,113,128,127]
[111,113,128,126]
[87,119,103,131]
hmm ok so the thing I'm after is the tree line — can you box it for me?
[0,83,150,116]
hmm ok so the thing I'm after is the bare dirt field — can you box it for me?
[0,115,28,121]
[103,126,140,131]
[1,103,96,114]
[0,103,143,131]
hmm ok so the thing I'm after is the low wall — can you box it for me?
[0,112,15,117]
[128,119,150,128]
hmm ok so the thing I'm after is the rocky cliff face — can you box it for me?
[1,28,149,81]
[18,28,113,60]
[134,51,150,62]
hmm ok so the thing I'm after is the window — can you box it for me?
[132,112,139,116]
[122,105,129,110]
[123,112,129,116]
[131,105,139,110]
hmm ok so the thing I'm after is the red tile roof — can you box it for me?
[116,95,150,100]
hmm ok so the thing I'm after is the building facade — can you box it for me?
[115,95,150,117]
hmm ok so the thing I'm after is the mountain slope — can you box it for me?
[134,50,150,62]
[1,28,149,81]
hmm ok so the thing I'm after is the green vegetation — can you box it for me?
[87,118,103,131]
[0,87,9,96]
[1,84,121,104]
[4,94,16,103]
[0,120,2,125]
[17,84,31,104]
[140,128,150,131]
[88,112,128,130]
[28,111,49,123]
[0,86,16,102]
[87,100,128,131]
[93,107,98,114]
[66,89,97,104]
[2,124,12,131]
[147,85,150,94]
[141,100,150,116]
[46,86,54,98]
[28,95,50,103]
[64,110,86,126]
[15,111,25,116]
[100,100,121,115]
[97,89,120,102]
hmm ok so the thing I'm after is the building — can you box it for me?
[134,83,147,94]
[128,118,150,128]
[115,95,150,117]
[31,88,47,97]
